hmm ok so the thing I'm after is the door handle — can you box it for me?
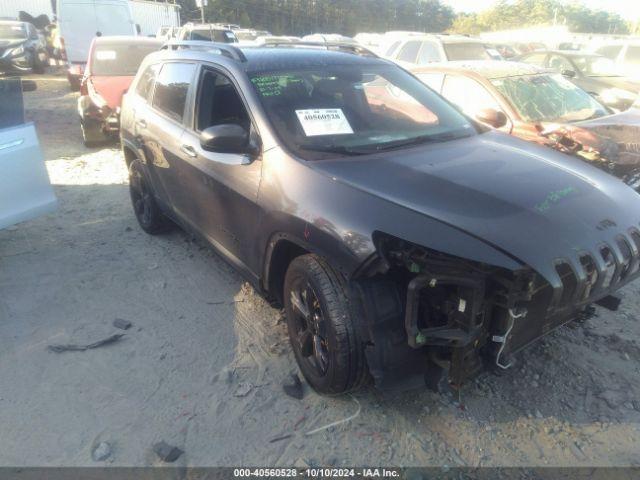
[181,144,197,158]
[136,119,147,129]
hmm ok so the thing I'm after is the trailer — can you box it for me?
[130,0,180,37]
[0,0,54,20]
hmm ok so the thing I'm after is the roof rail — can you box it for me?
[259,41,378,57]
[162,41,247,62]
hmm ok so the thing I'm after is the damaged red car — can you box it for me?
[78,36,162,147]
[412,61,640,191]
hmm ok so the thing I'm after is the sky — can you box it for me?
[442,0,640,20]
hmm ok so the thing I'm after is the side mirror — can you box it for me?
[475,108,507,129]
[200,124,253,155]
[561,69,576,78]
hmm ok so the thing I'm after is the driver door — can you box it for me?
[178,66,262,272]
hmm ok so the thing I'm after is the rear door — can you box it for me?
[143,61,197,220]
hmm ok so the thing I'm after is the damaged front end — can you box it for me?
[355,231,640,391]
[541,123,640,191]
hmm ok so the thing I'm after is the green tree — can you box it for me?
[449,0,629,35]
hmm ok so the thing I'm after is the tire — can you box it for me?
[33,53,45,74]
[128,159,173,235]
[80,119,106,148]
[68,74,81,92]
[284,254,368,395]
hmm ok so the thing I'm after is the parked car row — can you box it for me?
[516,50,640,111]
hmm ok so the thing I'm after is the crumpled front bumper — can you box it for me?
[0,53,31,72]
[78,95,120,133]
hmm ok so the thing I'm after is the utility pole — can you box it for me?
[196,0,207,23]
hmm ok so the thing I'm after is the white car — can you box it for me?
[385,34,493,68]
[596,42,640,82]
[0,79,56,229]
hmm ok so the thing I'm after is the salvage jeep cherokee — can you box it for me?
[120,41,640,394]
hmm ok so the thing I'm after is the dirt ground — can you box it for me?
[1,73,640,469]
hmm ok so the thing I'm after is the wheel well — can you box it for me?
[266,239,308,306]
[123,146,137,169]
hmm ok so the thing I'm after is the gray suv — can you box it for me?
[120,41,640,395]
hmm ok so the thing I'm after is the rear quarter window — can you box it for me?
[625,46,640,64]
[135,63,160,101]
[385,40,400,56]
[597,45,623,60]
[397,40,421,63]
[443,43,490,61]
[152,62,196,121]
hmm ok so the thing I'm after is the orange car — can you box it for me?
[411,61,640,190]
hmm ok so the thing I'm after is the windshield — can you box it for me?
[190,28,238,43]
[0,24,27,40]
[250,64,476,159]
[236,31,257,41]
[91,43,160,76]
[492,73,609,123]
[443,42,491,61]
[572,55,621,77]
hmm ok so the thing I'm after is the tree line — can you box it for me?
[171,0,631,36]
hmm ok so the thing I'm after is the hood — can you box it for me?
[311,131,640,283]
[89,76,135,110]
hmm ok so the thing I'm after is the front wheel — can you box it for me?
[284,254,369,395]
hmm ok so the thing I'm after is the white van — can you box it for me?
[56,0,136,89]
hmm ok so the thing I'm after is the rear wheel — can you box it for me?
[128,159,173,234]
[80,119,106,148]
[284,254,368,395]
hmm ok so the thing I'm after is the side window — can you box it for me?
[397,41,421,63]
[385,40,400,57]
[152,62,196,122]
[547,55,573,73]
[521,53,547,66]
[28,25,38,39]
[417,41,441,64]
[195,69,250,132]
[416,73,444,92]
[625,46,640,64]
[135,63,160,101]
[596,45,622,60]
[442,75,502,117]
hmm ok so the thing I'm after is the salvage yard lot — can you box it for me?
[1,73,640,468]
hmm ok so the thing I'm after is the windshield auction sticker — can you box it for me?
[295,109,354,136]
